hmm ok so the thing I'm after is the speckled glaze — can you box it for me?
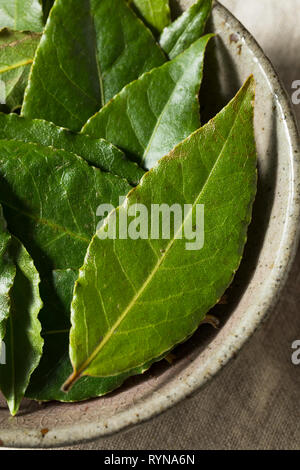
[0,0,299,448]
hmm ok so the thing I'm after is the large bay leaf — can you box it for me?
[0,205,16,343]
[0,113,144,185]
[26,269,154,402]
[130,0,171,33]
[0,140,132,273]
[64,77,257,389]
[0,236,43,415]
[82,35,212,170]
[160,0,212,59]
[21,0,166,131]
[0,29,41,111]
[0,0,44,32]
[0,139,132,405]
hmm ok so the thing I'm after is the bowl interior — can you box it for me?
[0,0,299,448]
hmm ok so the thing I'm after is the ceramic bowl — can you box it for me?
[0,0,299,448]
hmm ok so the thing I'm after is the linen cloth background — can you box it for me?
[68,0,300,450]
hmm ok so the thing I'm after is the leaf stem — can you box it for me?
[62,370,81,392]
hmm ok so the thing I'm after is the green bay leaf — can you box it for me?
[0,113,144,185]
[0,29,41,111]
[0,140,134,404]
[0,235,43,416]
[64,76,257,389]
[26,269,154,402]
[0,0,44,32]
[160,0,212,59]
[82,34,212,170]
[130,0,171,33]
[0,205,16,344]
[0,140,132,273]
[21,0,166,131]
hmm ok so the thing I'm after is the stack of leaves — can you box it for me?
[0,0,257,415]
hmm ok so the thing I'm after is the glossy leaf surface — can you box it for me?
[27,269,153,402]
[0,140,132,273]
[82,35,212,170]
[0,205,15,344]
[0,236,43,415]
[0,29,41,111]
[160,0,212,59]
[65,77,257,389]
[0,113,144,184]
[22,0,166,131]
[0,0,44,32]
[130,0,170,33]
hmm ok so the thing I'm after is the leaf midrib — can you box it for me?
[43,329,69,336]
[141,68,182,166]
[89,0,105,108]
[74,88,247,378]
[1,200,90,244]
[141,38,208,166]
[0,58,33,74]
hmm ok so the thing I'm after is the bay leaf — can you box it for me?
[0,235,43,415]
[0,113,144,185]
[130,0,171,33]
[0,0,44,33]
[0,139,133,405]
[0,29,41,111]
[0,204,16,343]
[160,0,212,59]
[21,0,166,131]
[82,34,213,170]
[0,140,132,273]
[26,269,154,402]
[64,76,257,389]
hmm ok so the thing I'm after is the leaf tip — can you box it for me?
[245,74,256,92]
[8,399,19,417]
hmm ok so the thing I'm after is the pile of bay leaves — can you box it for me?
[0,0,257,415]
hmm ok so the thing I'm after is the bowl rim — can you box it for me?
[2,0,300,449]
